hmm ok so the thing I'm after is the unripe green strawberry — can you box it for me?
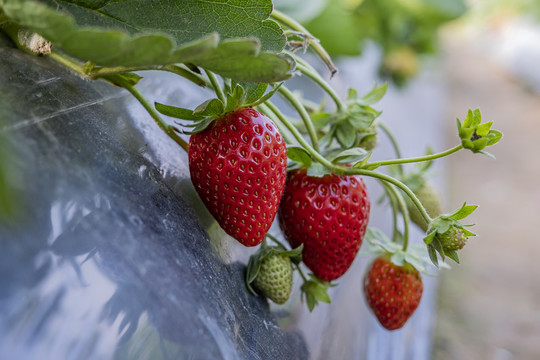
[437,225,468,251]
[407,181,442,232]
[253,253,293,304]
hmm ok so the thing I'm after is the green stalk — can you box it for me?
[377,121,404,175]
[295,61,343,112]
[278,86,320,152]
[382,182,401,244]
[383,182,410,251]
[204,70,226,104]
[104,74,189,152]
[271,9,337,76]
[367,144,463,168]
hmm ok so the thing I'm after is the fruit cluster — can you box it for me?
[153,26,501,330]
[15,6,500,332]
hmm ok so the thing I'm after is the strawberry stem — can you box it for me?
[382,182,401,243]
[204,70,226,104]
[104,74,189,152]
[377,121,404,176]
[383,182,411,251]
[278,86,320,152]
[271,9,338,77]
[294,59,344,112]
[367,144,463,168]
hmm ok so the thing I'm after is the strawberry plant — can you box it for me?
[0,0,502,333]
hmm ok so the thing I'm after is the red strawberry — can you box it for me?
[364,256,423,330]
[189,108,287,246]
[278,169,370,281]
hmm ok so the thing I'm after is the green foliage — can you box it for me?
[301,274,332,312]
[457,108,502,156]
[0,0,292,82]
[301,0,467,84]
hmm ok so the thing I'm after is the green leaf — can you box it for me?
[444,250,460,264]
[332,147,370,165]
[239,82,268,106]
[487,130,502,146]
[155,103,205,121]
[244,82,283,107]
[347,105,379,130]
[301,275,332,312]
[1,0,293,82]
[287,146,312,168]
[306,162,331,177]
[225,85,246,114]
[427,244,439,267]
[449,203,478,221]
[335,120,356,148]
[357,83,387,106]
[193,98,225,117]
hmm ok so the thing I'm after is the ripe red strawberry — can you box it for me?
[189,108,287,246]
[278,169,370,281]
[364,256,423,330]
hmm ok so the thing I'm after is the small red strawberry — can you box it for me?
[278,169,370,282]
[364,256,423,330]
[189,108,287,246]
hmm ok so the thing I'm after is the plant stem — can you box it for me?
[271,9,337,77]
[295,60,343,112]
[383,182,410,251]
[278,86,320,152]
[382,182,401,243]
[205,70,226,104]
[378,121,404,175]
[367,144,463,168]
[266,233,288,249]
[104,74,189,152]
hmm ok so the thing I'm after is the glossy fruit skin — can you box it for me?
[189,108,287,246]
[253,253,293,304]
[278,169,370,282]
[364,256,423,330]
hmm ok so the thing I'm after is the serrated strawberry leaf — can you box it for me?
[245,82,282,107]
[287,146,312,168]
[1,0,293,82]
[356,83,387,106]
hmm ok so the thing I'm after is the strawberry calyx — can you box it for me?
[457,108,502,157]
[245,244,303,297]
[300,274,334,312]
[424,203,478,266]
[359,227,447,275]
[155,79,282,134]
